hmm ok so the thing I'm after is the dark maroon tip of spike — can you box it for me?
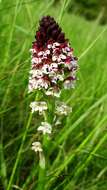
[57,33,65,43]
[35,16,67,48]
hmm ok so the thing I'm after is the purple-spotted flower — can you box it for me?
[31,141,43,152]
[37,122,52,135]
[28,15,78,96]
[30,101,47,114]
[56,101,72,115]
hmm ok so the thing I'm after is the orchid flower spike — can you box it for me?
[28,15,78,97]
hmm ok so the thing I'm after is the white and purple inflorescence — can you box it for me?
[28,16,78,97]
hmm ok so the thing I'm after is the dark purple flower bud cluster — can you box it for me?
[36,16,66,48]
[28,16,78,97]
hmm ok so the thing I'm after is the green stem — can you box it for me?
[37,154,46,190]
[43,111,48,121]
[37,110,49,190]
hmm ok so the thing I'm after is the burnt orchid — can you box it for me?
[28,15,78,96]
[28,15,78,189]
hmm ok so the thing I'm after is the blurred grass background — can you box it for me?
[0,0,107,189]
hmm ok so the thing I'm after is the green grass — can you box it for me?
[0,0,107,190]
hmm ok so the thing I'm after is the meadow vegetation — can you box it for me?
[0,0,107,189]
